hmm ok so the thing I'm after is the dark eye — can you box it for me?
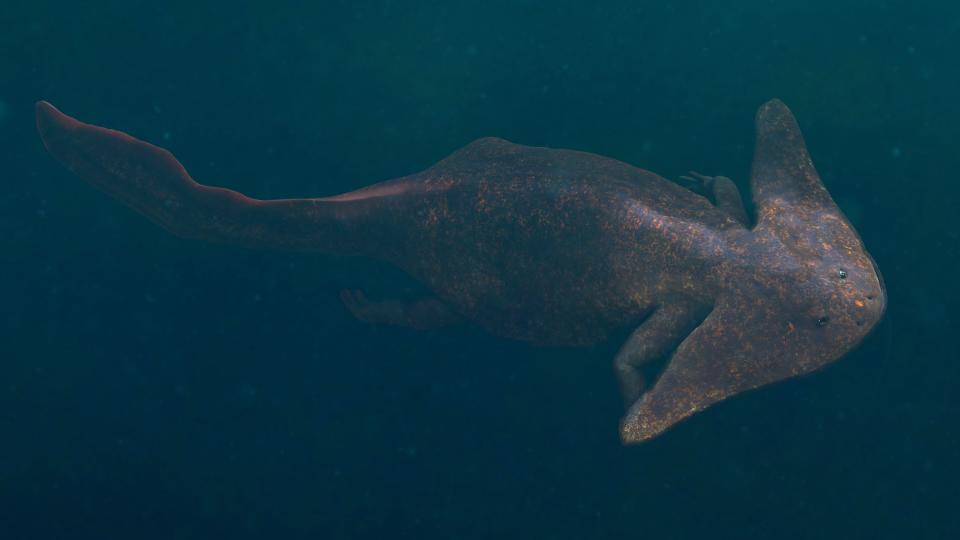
[816,316,830,327]
[838,269,847,279]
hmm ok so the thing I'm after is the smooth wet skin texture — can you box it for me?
[35,99,886,443]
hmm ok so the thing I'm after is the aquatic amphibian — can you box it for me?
[35,99,886,443]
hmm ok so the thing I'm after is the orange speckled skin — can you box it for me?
[36,99,885,443]
[362,137,739,346]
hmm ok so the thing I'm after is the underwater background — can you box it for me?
[1,1,957,538]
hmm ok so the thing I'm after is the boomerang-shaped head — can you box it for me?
[620,100,886,443]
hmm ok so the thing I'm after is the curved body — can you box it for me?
[348,138,737,345]
[36,99,886,443]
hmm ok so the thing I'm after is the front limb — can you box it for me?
[614,301,708,408]
[679,171,749,226]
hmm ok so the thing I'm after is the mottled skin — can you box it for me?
[35,99,886,443]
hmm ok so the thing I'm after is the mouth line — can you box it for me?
[868,253,888,317]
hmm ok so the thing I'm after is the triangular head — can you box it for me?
[618,100,887,441]
[36,99,886,443]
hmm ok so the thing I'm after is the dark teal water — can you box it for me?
[2,1,957,538]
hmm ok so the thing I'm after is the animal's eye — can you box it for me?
[838,269,847,279]
[816,316,830,327]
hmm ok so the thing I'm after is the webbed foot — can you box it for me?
[678,171,715,194]
[340,290,461,330]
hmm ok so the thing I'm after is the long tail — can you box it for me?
[36,101,373,255]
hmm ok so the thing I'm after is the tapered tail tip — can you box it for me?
[36,100,56,114]
[35,100,76,140]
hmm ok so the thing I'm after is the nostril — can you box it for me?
[867,295,875,300]
[856,320,864,327]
